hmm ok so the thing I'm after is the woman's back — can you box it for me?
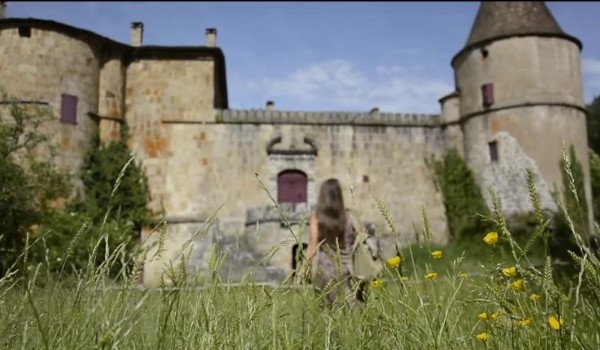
[304,178,360,308]
[312,210,358,308]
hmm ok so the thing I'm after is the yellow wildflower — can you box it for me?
[476,333,489,342]
[548,316,564,330]
[431,250,443,259]
[371,279,384,288]
[490,313,499,321]
[459,272,467,279]
[425,272,437,281]
[517,317,532,327]
[478,312,488,320]
[401,276,409,282]
[529,293,540,301]
[502,266,517,277]
[511,279,523,291]
[386,256,401,269]
[483,231,498,245]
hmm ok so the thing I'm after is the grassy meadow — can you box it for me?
[1,157,600,349]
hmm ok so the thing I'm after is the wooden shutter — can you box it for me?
[277,170,308,203]
[481,83,494,107]
[60,94,78,125]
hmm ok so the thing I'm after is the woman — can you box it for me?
[304,178,360,308]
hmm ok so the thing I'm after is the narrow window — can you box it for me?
[489,141,498,162]
[481,83,494,108]
[60,94,78,125]
[277,169,308,204]
[291,243,308,279]
[18,26,31,38]
[480,47,489,60]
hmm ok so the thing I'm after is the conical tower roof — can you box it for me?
[466,2,565,47]
[452,2,581,66]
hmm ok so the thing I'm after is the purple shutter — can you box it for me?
[481,83,494,107]
[61,94,78,125]
[277,170,308,203]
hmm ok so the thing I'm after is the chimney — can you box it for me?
[130,22,143,47]
[206,28,217,47]
[0,2,6,19]
[266,101,275,111]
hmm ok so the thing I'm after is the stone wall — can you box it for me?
[453,36,584,118]
[141,108,451,286]
[462,106,591,219]
[125,58,216,215]
[98,57,125,143]
[0,25,100,185]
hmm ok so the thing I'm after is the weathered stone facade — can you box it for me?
[0,2,593,287]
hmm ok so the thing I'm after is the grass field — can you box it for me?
[1,157,600,349]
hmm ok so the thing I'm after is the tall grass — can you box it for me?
[1,150,600,349]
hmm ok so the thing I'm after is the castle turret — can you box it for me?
[452,2,593,230]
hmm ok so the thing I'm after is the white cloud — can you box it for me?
[243,59,453,113]
[583,57,600,88]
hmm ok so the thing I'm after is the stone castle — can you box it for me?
[0,2,593,286]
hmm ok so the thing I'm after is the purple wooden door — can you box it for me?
[277,170,307,203]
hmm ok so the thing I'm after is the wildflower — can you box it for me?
[431,250,443,259]
[502,266,517,277]
[483,231,498,245]
[459,272,467,279]
[425,272,437,281]
[386,256,401,269]
[371,279,384,288]
[517,317,532,327]
[478,312,488,320]
[476,333,489,342]
[548,316,564,330]
[401,276,409,282]
[511,279,523,292]
[529,293,540,301]
[490,313,499,321]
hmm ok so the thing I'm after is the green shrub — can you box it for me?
[0,91,71,276]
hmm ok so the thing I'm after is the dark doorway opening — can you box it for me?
[291,243,309,280]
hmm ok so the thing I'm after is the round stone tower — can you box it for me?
[452,2,593,228]
[0,14,102,189]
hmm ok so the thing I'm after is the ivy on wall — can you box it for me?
[429,148,493,241]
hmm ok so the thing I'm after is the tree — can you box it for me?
[587,96,600,155]
[76,121,152,230]
[0,91,71,276]
[590,149,600,225]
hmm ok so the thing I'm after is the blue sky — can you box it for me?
[6,2,600,113]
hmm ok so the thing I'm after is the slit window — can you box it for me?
[60,94,78,125]
[18,26,31,38]
[489,141,498,162]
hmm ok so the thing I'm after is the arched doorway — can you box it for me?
[277,169,308,204]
